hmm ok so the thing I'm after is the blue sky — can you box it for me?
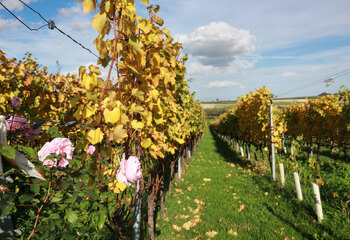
[1,0,350,101]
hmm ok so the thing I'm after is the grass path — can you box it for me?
[154,127,347,239]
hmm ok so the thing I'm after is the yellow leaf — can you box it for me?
[139,19,152,34]
[151,89,159,101]
[113,125,128,143]
[86,128,104,145]
[115,181,126,192]
[89,65,101,75]
[82,104,96,119]
[175,137,184,144]
[131,120,144,130]
[168,147,175,154]
[141,138,152,149]
[154,117,163,125]
[82,0,95,13]
[104,107,121,124]
[73,105,83,121]
[131,89,144,101]
[153,15,164,26]
[126,2,136,12]
[140,0,149,5]
[128,36,143,55]
[92,12,110,35]
[81,73,97,91]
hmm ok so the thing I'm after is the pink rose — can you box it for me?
[6,116,29,132]
[22,127,41,140]
[116,154,142,186]
[87,145,95,155]
[11,96,21,108]
[38,138,74,168]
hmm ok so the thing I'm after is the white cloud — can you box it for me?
[58,5,84,18]
[207,81,244,89]
[311,66,321,72]
[0,16,20,31]
[69,21,91,33]
[0,0,37,12]
[282,72,296,77]
[177,21,256,69]
[187,62,233,75]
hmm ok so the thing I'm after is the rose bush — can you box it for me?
[38,138,74,168]
[116,154,142,186]
[11,96,21,108]
[5,116,29,132]
[87,145,95,155]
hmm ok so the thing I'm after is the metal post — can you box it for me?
[177,154,181,179]
[270,103,276,181]
[132,179,141,240]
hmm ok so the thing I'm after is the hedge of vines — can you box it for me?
[0,0,205,239]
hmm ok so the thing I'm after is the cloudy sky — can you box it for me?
[1,0,350,101]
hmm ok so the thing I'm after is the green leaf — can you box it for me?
[30,184,40,195]
[66,209,79,224]
[73,181,83,191]
[51,196,62,203]
[61,180,70,190]
[96,209,107,230]
[48,126,58,134]
[20,146,37,160]
[0,145,16,159]
[83,189,98,200]
[62,233,76,240]
[52,133,64,138]
[19,194,33,203]
[67,192,79,204]
[0,204,12,216]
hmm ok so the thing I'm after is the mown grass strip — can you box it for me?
[155,126,350,239]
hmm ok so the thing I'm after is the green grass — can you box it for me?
[154,127,350,239]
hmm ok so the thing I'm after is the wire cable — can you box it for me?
[14,0,118,72]
[17,0,48,23]
[0,1,48,31]
[278,67,350,97]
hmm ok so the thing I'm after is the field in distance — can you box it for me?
[202,97,311,118]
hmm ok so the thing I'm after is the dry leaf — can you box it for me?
[264,192,269,196]
[183,221,193,230]
[172,224,182,232]
[228,229,238,237]
[205,230,218,238]
[187,186,192,191]
[203,178,211,182]
[175,188,183,193]
[238,204,245,212]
